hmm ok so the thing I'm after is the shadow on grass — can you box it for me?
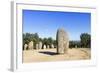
[39,51,58,56]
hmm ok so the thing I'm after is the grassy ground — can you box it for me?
[23,48,91,63]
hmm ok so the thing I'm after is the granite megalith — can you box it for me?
[24,44,28,50]
[38,42,42,49]
[56,28,69,54]
[28,41,34,50]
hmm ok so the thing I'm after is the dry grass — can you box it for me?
[23,48,91,63]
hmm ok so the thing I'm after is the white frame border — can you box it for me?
[11,1,97,72]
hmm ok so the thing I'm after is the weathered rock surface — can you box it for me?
[38,42,42,49]
[24,44,28,50]
[47,45,49,49]
[36,44,39,49]
[28,41,34,50]
[56,28,69,54]
[51,44,54,48]
[43,45,46,49]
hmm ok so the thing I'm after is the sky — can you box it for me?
[23,10,91,41]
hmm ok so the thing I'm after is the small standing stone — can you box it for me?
[28,41,34,50]
[43,45,46,49]
[75,45,77,48]
[47,45,49,49]
[51,44,54,48]
[38,42,42,49]
[36,44,39,50]
[24,44,28,50]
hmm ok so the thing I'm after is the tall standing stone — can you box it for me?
[56,28,69,54]
[28,41,34,50]
[38,42,42,49]
[24,44,28,50]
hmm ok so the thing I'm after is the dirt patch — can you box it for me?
[23,48,91,63]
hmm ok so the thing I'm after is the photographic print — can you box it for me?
[11,1,96,71]
[22,10,91,63]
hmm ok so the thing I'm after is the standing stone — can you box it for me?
[47,45,49,49]
[75,45,77,48]
[51,44,54,48]
[24,44,28,50]
[43,45,46,49]
[36,44,39,50]
[56,28,69,54]
[38,42,42,49]
[28,41,34,50]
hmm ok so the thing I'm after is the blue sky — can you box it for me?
[23,10,91,41]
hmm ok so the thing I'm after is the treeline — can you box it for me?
[23,33,57,49]
[23,33,91,49]
[69,33,91,48]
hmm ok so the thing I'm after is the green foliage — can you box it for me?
[23,33,57,49]
[69,41,81,48]
[23,32,91,50]
[53,40,57,48]
[48,37,53,45]
[42,37,56,48]
[80,33,91,48]
[69,33,91,48]
[42,38,48,45]
[23,33,39,49]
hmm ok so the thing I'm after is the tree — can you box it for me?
[53,40,57,48]
[47,37,53,46]
[69,41,81,48]
[42,38,48,45]
[23,33,40,49]
[39,38,42,42]
[23,33,58,49]
[34,33,39,43]
[80,33,91,48]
